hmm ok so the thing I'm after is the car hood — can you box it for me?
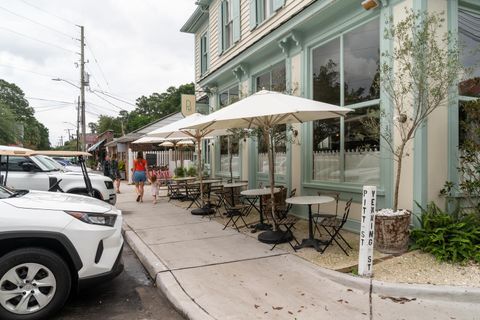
[4,190,114,213]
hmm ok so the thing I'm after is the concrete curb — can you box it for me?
[123,227,214,320]
[291,254,480,304]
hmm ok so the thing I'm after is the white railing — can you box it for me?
[313,148,380,185]
[144,150,194,167]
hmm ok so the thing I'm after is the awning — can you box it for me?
[87,139,106,152]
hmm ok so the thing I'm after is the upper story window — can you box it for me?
[200,32,209,75]
[459,8,480,98]
[250,0,285,29]
[255,61,286,92]
[310,18,381,186]
[218,0,241,54]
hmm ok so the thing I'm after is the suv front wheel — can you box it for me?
[0,248,71,320]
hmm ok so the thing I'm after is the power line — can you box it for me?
[0,63,57,78]
[89,90,128,111]
[0,26,77,54]
[0,5,75,40]
[86,40,111,91]
[35,105,71,112]
[27,97,75,104]
[19,0,77,26]
[91,89,136,107]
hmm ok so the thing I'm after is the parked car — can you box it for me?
[0,146,116,204]
[0,185,123,319]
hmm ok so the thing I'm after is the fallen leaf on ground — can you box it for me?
[379,296,417,304]
[272,306,283,310]
[254,304,260,309]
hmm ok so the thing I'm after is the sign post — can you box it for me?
[358,186,377,277]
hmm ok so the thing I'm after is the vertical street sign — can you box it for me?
[358,186,377,277]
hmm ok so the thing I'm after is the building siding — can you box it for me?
[195,0,314,82]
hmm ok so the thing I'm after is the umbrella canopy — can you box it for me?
[159,141,174,147]
[183,90,352,131]
[177,139,194,146]
[183,90,352,231]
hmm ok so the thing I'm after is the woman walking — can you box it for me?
[132,151,148,202]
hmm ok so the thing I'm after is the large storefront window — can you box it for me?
[311,18,380,185]
[218,85,240,174]
[255,61,287,175]
[459,8,480,97]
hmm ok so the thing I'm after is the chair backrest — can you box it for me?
[317,191,340,215]
[340,198,353,225]
[286,188,297,212]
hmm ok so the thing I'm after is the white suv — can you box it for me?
[0,146,116,205]
[0,186,123,320]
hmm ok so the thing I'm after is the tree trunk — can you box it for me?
[393,143,405,212]
[267,129,277,231]
[197,137,203,207]
[229,145,233,182]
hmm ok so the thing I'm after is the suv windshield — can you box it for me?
[34,155,60,172]
[37,156,63,171]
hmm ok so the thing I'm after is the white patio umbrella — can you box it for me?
[183,90,352,229]
[147,113,226,214]
[159,141,174,147]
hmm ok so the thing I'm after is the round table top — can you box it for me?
[173,177,196,181]
[223,182,248,188]
[198,179,222,184]
[285,195,334,205]
[241,188,281,196]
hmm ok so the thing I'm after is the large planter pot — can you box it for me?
[119,171,126,180]
[375,210,411,254]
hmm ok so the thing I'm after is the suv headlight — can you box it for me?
[66,211,117,227]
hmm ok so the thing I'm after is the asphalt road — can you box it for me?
[53,244,185,320]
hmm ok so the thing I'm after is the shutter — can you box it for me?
[272,0,285,12]
[249,0,257,29]
[206,30,210,69]
[232,0,241,43]
[217,2,224,55]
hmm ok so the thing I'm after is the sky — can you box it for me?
[0,0,196,146]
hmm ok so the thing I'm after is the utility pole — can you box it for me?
[79,25,86,151]
[76,96,80,151]
[65,128,73,140]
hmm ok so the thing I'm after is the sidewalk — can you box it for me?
[116,186,480,320]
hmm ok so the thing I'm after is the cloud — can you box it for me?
[0,0,196,146]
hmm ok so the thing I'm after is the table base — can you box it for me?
[250,222,272,233]
[191,206,215,216]
[258,230,292,244]
[294,238,327,252]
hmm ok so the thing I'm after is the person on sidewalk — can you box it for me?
[132,151,148,202]
[103,154,112,178]
[111,154,121,193]
[150,174,159,204]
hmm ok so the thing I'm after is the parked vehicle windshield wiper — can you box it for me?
[9,190,29,198]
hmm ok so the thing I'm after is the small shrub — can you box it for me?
[174,167,185,177]
[118,160,125,171]
[186,166,197,177]
[411,202,480,264]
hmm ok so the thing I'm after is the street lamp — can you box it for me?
[52,78,85,151]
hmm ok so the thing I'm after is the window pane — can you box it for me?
[344,105,380,185]
[271,62,286,92]
[312,38,341,105]
[459,8,480,97]
[229,86,239,104]
[220,135,229,172]
[312,118,340,181]
[256,72,270,92]
[219,91,229,108]
[344,18,380,105]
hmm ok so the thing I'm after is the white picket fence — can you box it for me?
[143,150,194,167]
[313,148,380,185]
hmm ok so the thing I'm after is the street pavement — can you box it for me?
[54,244,184,320]
[117,184,480,320]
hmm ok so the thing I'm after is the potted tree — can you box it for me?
[118,160,126,180]
[367,10,464,253]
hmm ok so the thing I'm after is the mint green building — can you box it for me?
[181,0,479,229]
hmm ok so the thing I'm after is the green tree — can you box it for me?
[0,102,17,144]
[96,115,123,137]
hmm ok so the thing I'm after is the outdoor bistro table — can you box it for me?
[173,176,196,182]
[285,195,334,251]
[241,188,280,233]
[191,179,222,215]
[222,182,248,206]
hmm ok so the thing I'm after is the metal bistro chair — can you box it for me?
[271,188,300,251]
[312,191,340,237]
[317,198,353,256]
[185,183,201,209]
